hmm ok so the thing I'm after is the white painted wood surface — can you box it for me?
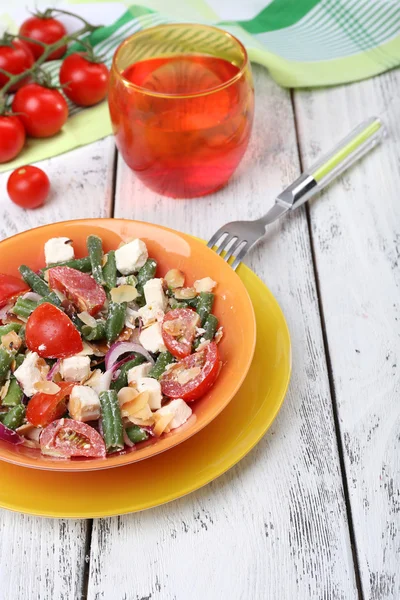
[88,67,357,600]
[0,138,115,600]
[294,69,400,600]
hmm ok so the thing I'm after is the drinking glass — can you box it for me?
[108,24,254,198]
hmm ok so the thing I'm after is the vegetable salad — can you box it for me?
[0,235,223,459]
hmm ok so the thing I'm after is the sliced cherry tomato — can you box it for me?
[59,53,110,107]
[48,266,106,316]
[0,115,26,164]
[40,418,106,458]
[26,302,83,358]
[12,83,68,138]
[0,39,34,91]
[162,308,200,359]
[160,341,221,401]
[0,273,28,309]
[19,16,67,61]
[7,166,50,209]
[27,382,74,427]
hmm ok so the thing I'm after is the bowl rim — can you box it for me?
[0,218,256,472]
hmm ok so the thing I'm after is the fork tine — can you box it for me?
[223,238,243,263]
[207,230,227,249]
[214,234,237,257]
[231,243,249,271]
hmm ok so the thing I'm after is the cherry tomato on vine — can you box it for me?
[0,115,26,163]
[0,39,34,91]
[59,53,110,106]
[12,83,68,138]
[7,166,50,209]
[19,15,67,61]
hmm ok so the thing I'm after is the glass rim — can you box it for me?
[111,23,250,99]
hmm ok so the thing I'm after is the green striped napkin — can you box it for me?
[1,0,399,173]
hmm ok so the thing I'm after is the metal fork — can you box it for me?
[208,116,386,270]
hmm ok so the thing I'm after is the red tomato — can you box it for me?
[26,302,83,358]
[12,83,68,138]
[161,342,221,401]
[162,308,200,359]
[59,53,110,107]
[0,39,34,91]
[0,273,28,309]
[48,266,106,316]
[19,16,67,61]
[27,382,74,427]
[40,418,106,458]
[7,166,50,209]
[0,115,26,163]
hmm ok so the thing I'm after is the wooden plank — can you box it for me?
[293,69,400,600]
[88,66,358,600]
[0,138,115,600]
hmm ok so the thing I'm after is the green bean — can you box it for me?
[2,378,23,407]
[0,349,13,384]
[125,425,149,444]
[87,235,104,285]
[2,404,25,430]
[111,356,146,393]
[12,298,39,319]
[41,256,92,274]
[99,390,124,452]
[102,250,117,290]
[70,313,84,334]
[14,353,25,369]
[168,298,189,310]
[0,324,22,337]
[149,351,175,380]
[196,292,214,326]
[126,275,137,286]
[194,314,218,349]
[105,302,126,344]
[82,320,106,341]
[135,259,157,306]
[19,265,49,297]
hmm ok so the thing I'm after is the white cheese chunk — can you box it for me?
[115,239,148,275]
[60,355,91,382]
[138,303,164,327]
[136,377,163,410]
[194,277,216,293]
[127,362,152,386]
[143,278,167,310]
[139,322,166,354]
[155,399,192,429]
[44,237,74,266]
[14,351,45,398]
[69,386,100,422]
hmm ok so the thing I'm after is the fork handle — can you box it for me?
[276,117,386,210]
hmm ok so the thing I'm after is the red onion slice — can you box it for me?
[0,422,24,445]
[47,360,61,381]
[0,303,12,322]
[105,341,154,371]
[22,292,42,303]
[123,429,135,448]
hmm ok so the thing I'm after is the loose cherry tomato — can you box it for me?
[161,342,221,401]
[7,166,50,209]
[40,418,106,458]
[0,115,26,163]
[12,83,68,138]
[19,15,67,61]
[27,382,74,427]
[162,308,200,359]
[59,53,110,107]
[26,302,83,358]
[48,266,106,316]
[0,39,34,91]
[0,273,28,309]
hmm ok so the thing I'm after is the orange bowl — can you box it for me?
[0,219,256,471]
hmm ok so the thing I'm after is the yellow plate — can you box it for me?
[0,265,291,517]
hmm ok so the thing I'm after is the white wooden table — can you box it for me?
[0,64,398,600]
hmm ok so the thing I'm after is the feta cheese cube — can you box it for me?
[143,278,167,310]
[127,362,152,386]
[136,377,163,410]
[69,386,101,422]
[139,322,166,354]
[44,237,74,266]
[14,351,45,398]
[155,399,192,430]
[138,303,164,327]
[60,355,91,382]
[194,277,216,293]
[115,239,148,275]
